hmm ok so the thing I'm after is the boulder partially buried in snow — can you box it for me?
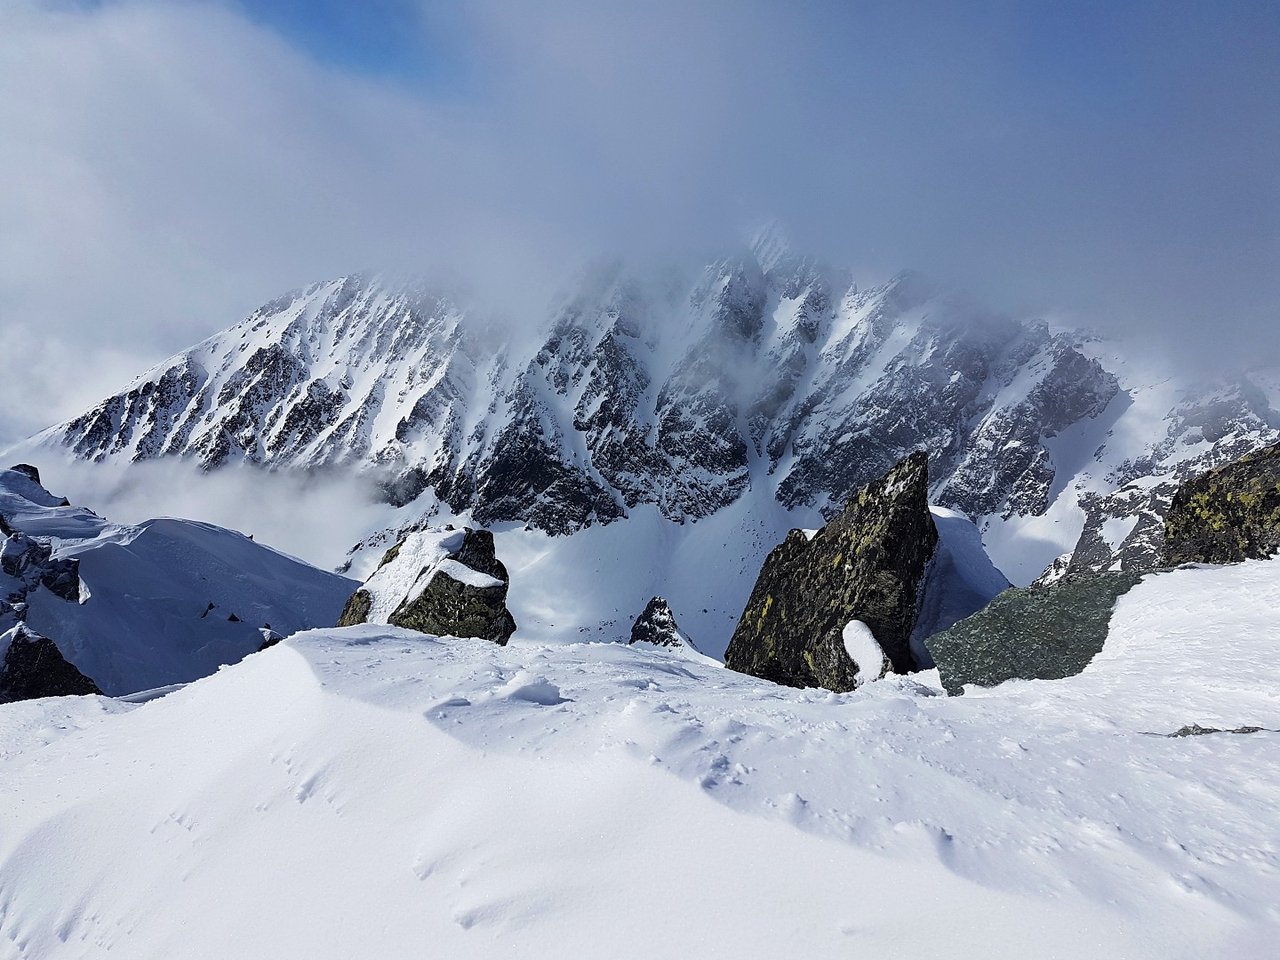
[337,527,516,644]
[724,452,939,691]
[628,597,699,651]
[926,571,1145,695]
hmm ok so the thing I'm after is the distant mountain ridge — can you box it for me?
[27,238,1280,583]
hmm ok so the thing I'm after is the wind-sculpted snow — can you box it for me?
[1,560,1278,958]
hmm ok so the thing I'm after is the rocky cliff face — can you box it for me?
[0,623,101,702]
[32,251,1132,540]
[628,597,698,651]
[28,239,1280,588]
[339,527,516,644]
[1042,377,1280,581]
[723,452,938,691]
[1162,441,1280,565]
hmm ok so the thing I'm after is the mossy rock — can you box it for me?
[926,571,1144,695]
[336,589,372,627]
[388,572,516,644]
[1163,441,1280,565]
[335,528,516,645]
[724,451,938,691]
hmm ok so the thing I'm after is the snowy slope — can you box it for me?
[1,559,1278,959]
[0,467,356,695]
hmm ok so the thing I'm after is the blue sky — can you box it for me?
[230,0,460,85]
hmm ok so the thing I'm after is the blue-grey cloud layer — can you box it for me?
[0,0,1276,442]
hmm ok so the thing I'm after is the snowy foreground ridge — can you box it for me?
[2,562,1278,958]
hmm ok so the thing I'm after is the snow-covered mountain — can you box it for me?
[25,239,1280,589]
[2,558,1278,958]
[0,465,355,696]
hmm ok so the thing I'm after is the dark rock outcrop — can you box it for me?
[0,532,81,603]
[1162,441,1280,565]
[338,528,517,644]
[628,597,697,650]
[926,571,1144,695]
[0,624,102,702]
[724,452,938,691]
[9,463,41,484]
[257,626,284,651]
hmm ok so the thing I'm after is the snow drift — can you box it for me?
[1,560,1277,958]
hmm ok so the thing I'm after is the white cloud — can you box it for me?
[0,0,1276,445]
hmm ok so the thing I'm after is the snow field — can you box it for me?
[2,558,1279,958]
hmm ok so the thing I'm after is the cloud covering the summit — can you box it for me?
[0,0,1277,442]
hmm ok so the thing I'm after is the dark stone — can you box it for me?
[257,626,284,651]
[1162,441,1280,565]
[724,451,938,691]
[338,528,516,644]
[8,464,40,483]
[39,556,81,603]
[0,532,81,603]
[926,571,1144,696]
[0,624,101,702]
[336,589,372,627]
[628,597,697,650]
[1166,723,1268,737]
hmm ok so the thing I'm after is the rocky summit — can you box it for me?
[628,597,698,651]
[338,527,517,644]
[1162,440,1280,565]
[724,452,938,691]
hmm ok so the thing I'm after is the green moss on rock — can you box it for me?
[926,571,1144,696]
[335,528,516,645]
[1163,441,1280,565]
[336,589,373,628]
[724,451,938,692]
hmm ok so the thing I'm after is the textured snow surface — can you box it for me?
[2,561,1278,958]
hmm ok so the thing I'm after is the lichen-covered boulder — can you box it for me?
[628,597,698,651]
[337,527,516,644]
[1163,441,1280,565]
[724,451,938,691]
[0,623,102,702]
[925,571,1144,695]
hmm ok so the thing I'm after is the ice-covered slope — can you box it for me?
[2,559,1278,959]
[0,466,356,695]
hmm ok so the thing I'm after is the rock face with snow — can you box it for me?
[23,238,1280,589]
[724,452,938,691]
[927,572,1145,695]
[628,597,697,651]
[0,623,101,702]
[30,253,1124,539]
[1162,441,1280,565]
[0,465,356,696]
[338,527,516,644]
[1046,379,1280,581]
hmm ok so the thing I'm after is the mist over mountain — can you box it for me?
[2,0,1277,445]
